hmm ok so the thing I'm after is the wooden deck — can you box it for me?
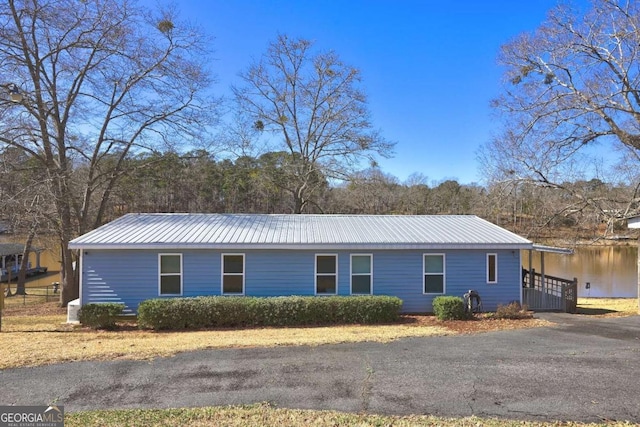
[523,269,577,313]
[1,266,49,282]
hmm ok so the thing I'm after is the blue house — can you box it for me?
[68,213,533,314]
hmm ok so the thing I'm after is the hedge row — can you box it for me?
[78,303,125,329]
[432,296,468,320]
[137,295,403,330]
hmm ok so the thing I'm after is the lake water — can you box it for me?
[523,246,638,298]
[0,235,61,288]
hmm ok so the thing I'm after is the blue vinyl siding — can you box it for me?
[246,251,315,296]
[81,248,521,314]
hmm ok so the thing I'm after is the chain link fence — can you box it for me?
[0,283,60,309]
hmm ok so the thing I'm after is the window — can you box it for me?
[351,254,372,294]
[423,254,445,294]
[487,253,497,284]
[222,254,244,295]
[316,254,337,294]
[159,254,182,295]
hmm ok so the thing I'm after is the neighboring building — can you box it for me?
[0,243,48,282]
[68,213,533,314]
[627,216,640,314]
[0,222,9,234]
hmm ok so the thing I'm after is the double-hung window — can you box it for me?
[423,254,445,294]
[351,254,372,294]
[316,254,337,294]
[159,254,182,295]
[487,253,497,284]
[222,254,244,295]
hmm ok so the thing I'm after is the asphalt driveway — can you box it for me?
[1,314,640,422]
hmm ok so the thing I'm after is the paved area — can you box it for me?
[1,315,640,422]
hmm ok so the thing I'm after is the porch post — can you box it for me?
[528,249,533,287]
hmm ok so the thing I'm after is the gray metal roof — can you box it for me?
[628,216,640,229]
[532,244,574,254]
[0,243,27,257]
[0,243,43,256]
[69,213,532,250]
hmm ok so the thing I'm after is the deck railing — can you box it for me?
[523,269,577,313]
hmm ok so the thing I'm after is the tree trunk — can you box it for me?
[5,265,13,297]
[16,225,37,296]
[4,280,13,298]
[59,190,79,306]
[59,245,78,307]
[293,194,303,214]
[293,183,307,214]
[56,162,79,307]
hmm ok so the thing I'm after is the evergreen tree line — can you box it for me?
[2,148,631,242]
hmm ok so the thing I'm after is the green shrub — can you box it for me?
[432,296,467,320]
[494,301,532,319]
[137,295,403,330]
[78,303,125,329]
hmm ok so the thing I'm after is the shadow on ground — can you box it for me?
[575,307,618,315]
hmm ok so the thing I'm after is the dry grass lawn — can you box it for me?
[0,302,552,369]
[0,318,452,369]
[65,402,637,427]
[0,298,635,370]
[576,297,638,316]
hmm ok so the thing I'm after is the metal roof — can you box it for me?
[0,243,26,257]
[0,243,42,257]
[628,216,640,229]
[69,213,533,250]
[532,244,574,255]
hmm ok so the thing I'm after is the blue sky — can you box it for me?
[179,0,584,185]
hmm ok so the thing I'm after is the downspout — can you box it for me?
[78,250,83,306]
[541,251,546,308]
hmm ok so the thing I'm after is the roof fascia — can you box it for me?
[70,243,533,251]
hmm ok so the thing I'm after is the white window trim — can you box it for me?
[487,253,498,284]
[315,253,338,295]
[158,253,183,296]
[350,254,373,295]
[423,253,446,295]
[221,253,245,295]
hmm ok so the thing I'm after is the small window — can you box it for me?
[424,254,445,294]
[316,254,337,294]
[487,253,497,284]
[159,254,182,295]
[351,254,372,294]
[222,254,244,294]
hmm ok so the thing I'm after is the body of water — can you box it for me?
[523,246,638,298]
[0,235,61,288]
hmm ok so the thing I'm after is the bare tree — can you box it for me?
[0,0,218,305]
[481,0,640,231]
[0,147,52,296]
[15,196,43,296]
[330,168,400,214]
[233,34,394,213]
